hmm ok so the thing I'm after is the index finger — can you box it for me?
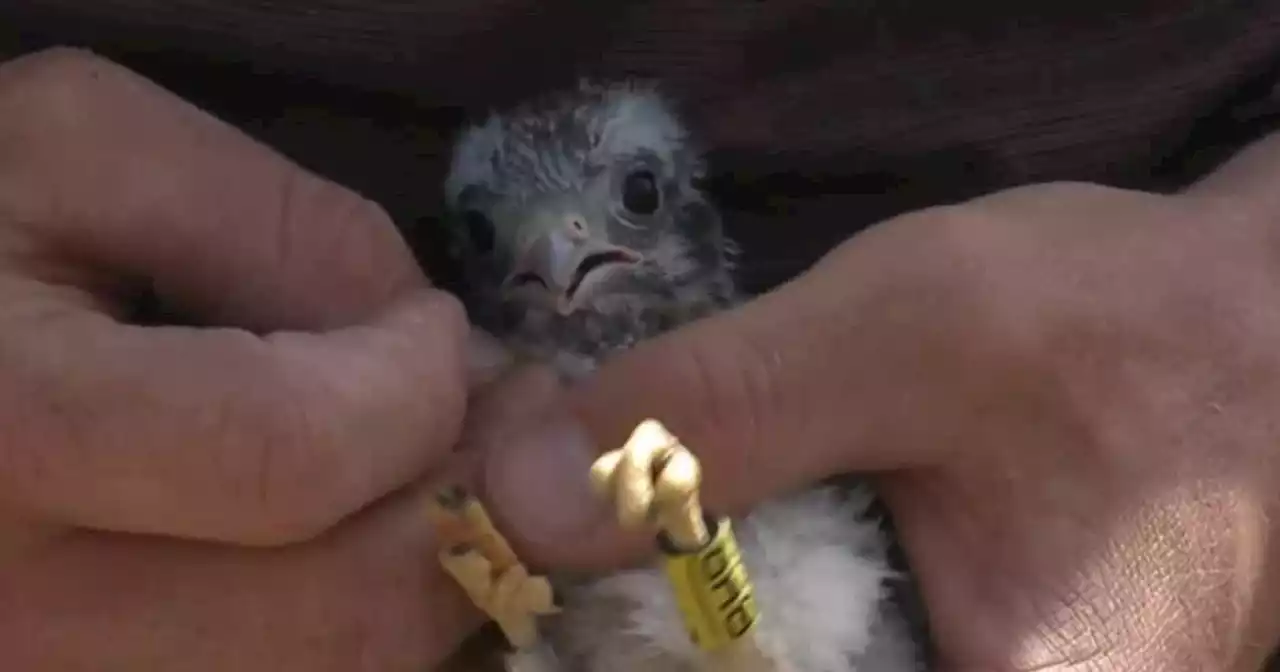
[0,289,470,546]
[0,47,424,330]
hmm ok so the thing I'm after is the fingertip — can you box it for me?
[2,289,477,546]
[369,289,472,410]
[466,329,516,390]
[377,287,468,338]
[384,287,472,439]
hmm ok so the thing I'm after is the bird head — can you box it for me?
[442,81,733,352]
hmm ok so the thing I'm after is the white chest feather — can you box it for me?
[504,487,922,672]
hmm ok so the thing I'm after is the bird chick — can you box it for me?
[444,80,735,378]
[443,80,922,672]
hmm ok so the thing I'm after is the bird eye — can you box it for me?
[462,210,495,253]
[621,170,660,215]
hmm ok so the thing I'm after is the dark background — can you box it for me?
[6,1,1280,296]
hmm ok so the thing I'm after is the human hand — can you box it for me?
[0,47,499,670]
[473,135,1280,670]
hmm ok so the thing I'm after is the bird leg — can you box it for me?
[427,486,559,650]
[588,420,778,672]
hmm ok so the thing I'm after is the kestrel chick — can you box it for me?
[443,80,921,672]
[443,80,735,376]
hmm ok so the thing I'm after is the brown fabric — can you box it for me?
[7,0,1280,294]
[5,2,1280,669]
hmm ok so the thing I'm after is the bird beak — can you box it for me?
[503,216,641,315]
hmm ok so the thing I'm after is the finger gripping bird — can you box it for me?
[441,80,922,672]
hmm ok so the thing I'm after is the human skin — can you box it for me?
[475,139,1280,670]
[0,47,512,671]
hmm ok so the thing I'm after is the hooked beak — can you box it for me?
[503,216,641,315]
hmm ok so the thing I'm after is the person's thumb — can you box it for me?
[481,224,959,570]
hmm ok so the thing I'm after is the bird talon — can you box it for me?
[427,486,556,649]
[589,419,705,538]
[489,566,559,648]
[438,546,497,605]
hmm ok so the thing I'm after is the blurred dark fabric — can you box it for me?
[5,0,1280,295]
[3,3,1280,668]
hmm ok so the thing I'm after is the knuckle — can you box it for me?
[280,175,385,260]
[0,48,149,174]
[345,193,396,232]
[891,205,1001,300]
[271,172,422,319]
[0,47,114,121]
[334,190,428,284]
[397,288,469,391]
[269,168,330,270]
[2,46,110,87]
[877,203,1046,360]
[910,202,1039,302]
[335,193,426,294]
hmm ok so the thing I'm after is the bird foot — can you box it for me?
[439,547,559,648]
[428,486,559,649]
[588,419,709,548]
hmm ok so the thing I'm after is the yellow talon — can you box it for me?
[428,487,558,651]
[589,419,707,548]
[588,419,771,668]
[588,450,622,497]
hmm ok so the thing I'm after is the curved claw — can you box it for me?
[589,419,704,542]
